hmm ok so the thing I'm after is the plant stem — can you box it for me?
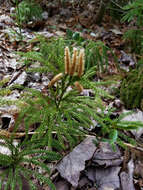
[56,76,72,108]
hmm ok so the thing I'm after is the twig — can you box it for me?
[0,130,96,139]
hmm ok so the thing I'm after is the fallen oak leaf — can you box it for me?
[56,136,97,187]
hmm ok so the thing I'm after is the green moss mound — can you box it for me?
[120,69,143,109]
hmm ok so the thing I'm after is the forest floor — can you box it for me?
[0,1,143,190]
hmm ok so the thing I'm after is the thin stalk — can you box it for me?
[56,76,72,108]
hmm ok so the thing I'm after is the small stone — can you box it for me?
[90,32,97,37]
[10,7,15,14]
[113,99,123,110]
[42,11,48,20]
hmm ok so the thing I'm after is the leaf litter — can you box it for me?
[56,136,97,187]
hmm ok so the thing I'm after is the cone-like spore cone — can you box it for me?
[78,49,85,77]
[48,73,63,87]
[64,47,71,74]
[70,47,78,76]
[74,81,84,93]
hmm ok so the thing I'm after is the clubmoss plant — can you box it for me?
[0,135,61,190]
[15,0,43,24]
[18,46,111,149]
[122,0,143,54]
[11,0,42,40]
[108,0,130,20]
[120,68,143,109]
[123,29,143,53]
[85,40,118,72]
[95,108,143,150]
